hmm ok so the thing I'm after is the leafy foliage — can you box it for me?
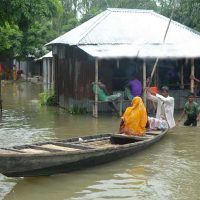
[67,105,87,115]
[80,0,158,22]
[0,0,62,59]
[39,90,57,106]
[0,22,22,56]
[157,0,200,32]
[1,0,200,60]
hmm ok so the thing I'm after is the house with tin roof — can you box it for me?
[47,8,200,116]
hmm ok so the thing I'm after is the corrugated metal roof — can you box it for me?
[47,8,200,58]
[79,43,200,59]
[42,51,53,58]
[36,51,53,61]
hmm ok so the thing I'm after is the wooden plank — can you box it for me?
[1,148,24,153]
[41,144,80,152]
[112,134,153,141]
[20,148,49,154]
[0,149,23,154]
[25,145,64,152]
[146,132,162,136]
[51,142,94,150]
[146,130,163,135]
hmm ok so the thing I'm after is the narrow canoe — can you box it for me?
[0,129,168,177]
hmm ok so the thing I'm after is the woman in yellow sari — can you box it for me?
[120,96,147,136]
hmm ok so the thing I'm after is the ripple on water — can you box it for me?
[0,109,55,147]
[1,83,200,200]
[0,175,17,200]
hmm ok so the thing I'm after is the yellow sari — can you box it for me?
[120,96,147,136]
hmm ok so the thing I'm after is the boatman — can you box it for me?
[146,86,176,130]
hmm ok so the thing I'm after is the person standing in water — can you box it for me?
[178,93,200,126]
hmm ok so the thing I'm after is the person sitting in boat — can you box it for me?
[119,96,147,136]
[146,86,175,130]
[92,78,121,114]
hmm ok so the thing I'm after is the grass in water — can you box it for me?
[39,90,57,106]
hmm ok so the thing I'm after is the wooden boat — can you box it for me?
[0,129,168,177]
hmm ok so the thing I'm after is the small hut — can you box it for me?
[43,51,54,90]
[37,51,54,90]
[47,8,200,115]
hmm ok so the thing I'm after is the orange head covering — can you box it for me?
[121,96,147,136]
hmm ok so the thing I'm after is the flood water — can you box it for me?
[0,81,200,200]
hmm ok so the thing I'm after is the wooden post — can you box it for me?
[180,60,184,89]
[52,58,55,90]
[0,75,2,115]
[93,58,99,118]
[116,59,119,69]
[47,59,49,89]
[143,60,147,106]
[190,59,195,93]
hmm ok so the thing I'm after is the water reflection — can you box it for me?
[2,156,158,200]
[1,82,200,200]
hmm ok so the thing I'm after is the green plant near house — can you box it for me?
[46,95,57,106]
[39,90,57,106]
[67,105,87,115]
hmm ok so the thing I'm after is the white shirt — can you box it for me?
[147,91,176,128]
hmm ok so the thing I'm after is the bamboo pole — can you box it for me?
[0,75,2,115]
[143,60,147,106]
[148,2,174,86]
[180,61,184,89]
[190,59,195,93]
[94,59,99,118]
[116,59,119,69]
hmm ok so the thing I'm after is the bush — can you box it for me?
[39,90,57,106]
[46,95,57,106]
[67,105,87,115]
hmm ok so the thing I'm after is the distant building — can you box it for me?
[14,54,42,82]
[36,51,54,89]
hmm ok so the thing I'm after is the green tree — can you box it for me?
[175,0,200,31]
[58,0,79,34]
[0,0,63,59]
[157,0,200,31]
[79,0,158,23]
[0,22,22,57]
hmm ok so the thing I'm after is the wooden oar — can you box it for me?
[147,1,175,87]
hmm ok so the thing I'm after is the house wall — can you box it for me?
[54,45,94,108]
[53,45,200,111]
[17,60,42,79]
[54,45,116,110]
[43,57,54,90]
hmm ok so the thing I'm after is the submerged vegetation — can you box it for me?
[39,90,86,114]
[66,105,87,115]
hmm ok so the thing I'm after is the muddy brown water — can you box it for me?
[0,82,200,200]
